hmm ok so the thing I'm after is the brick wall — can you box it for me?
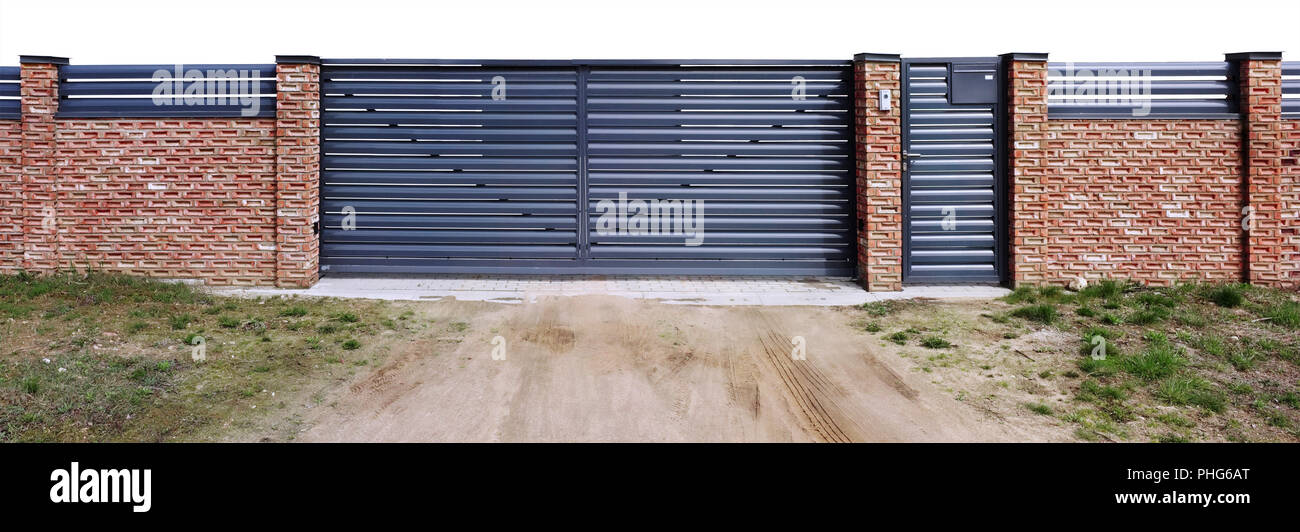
[1021,119,1244,286]
[53,118,279,285]
[0,120,20,272]
[853,54,904,291]
[1281,118,1300,287]
[6,55,320,287]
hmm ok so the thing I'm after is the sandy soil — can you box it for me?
[294,296,1049,442]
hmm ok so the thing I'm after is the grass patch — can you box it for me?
[1205,285,1244,308]
[1155,377,1226,413]
[278,305,308,317]
[1121,344,1185,381]
[1025,402,1053,416]
[1010,304,1056,324]
[886,331,909,345]
[920,336,951,349]
[859,300,902,317]
[0,271,413,442]
[1263,301,1300,328]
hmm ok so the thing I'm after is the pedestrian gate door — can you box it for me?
[901,58,1005,284]
[319,59,856,275]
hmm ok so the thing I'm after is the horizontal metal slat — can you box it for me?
[587,69,851,81]
[323,171,576,186]
[61,64,275,78]
[908,112,994,125]
[322,243,577,259]
[590,245,850,260]
[587,215,849,231]
[61,80,276,97]
[585,97,848,111]
[323,229,576,244]
[323,111,577,126]
[323,140,578,156]
[910,234,995,249]
[907,127,993,141]
[323,126,576,142]
[324,96,577,112]
[322,214,576,229]
[587,157,849,171]
[906,143,994,156]
[910,204,994,217]
[908,174,995,188]
[588,186,847,201]
[906,66,948,77]
[587,142,849,156]
[588,172,848,186]
[586,201,848,216]
[0,67,18,80]
[909,249,996,265]
[323,156,578,171]
[322,200,576,215]
[587,82,849,96]
[911,219,995,232]
[1047,62,1230,77]
[1047,80,1233,96]
[589,232,848,245]
[587,127,845,141]
[587,112,848,127]
[322,68,578,81]
[324,81,577,97]
[910,189,996,203]
[322,185,576,200]
[0,83,21,97]
[909,158,995,172]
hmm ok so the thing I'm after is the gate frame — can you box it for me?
[899,56,1009,285]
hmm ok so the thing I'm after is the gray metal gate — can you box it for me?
[901,58,1005,284]
[319,59,855,275]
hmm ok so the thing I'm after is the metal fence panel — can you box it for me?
[1046,61,1237,119]
[58,64,276,118]
[0,67,18,119]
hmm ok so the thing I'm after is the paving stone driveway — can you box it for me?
[217,275,1009,306]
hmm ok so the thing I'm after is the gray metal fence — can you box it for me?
[0,67,17,120]
[1046,61,1237,119]
[57,64,276,118]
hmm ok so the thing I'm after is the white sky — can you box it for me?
[0,0,1296,64]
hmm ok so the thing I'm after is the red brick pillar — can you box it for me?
[853,53,903,291]
[274,56,321,288]
[19,56,67,274]
[1230,52,1286,287]
[1003,53,1050,287]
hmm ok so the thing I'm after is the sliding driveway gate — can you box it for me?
[319,59,856,275]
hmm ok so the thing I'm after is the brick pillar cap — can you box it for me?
[19,55,69,65]
[1224,52,1282,61]
[853,53,900,63]
[1000,53,1049,62]
[276,55,321,65]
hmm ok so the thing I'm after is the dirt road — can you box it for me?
[297,296,1035,442]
